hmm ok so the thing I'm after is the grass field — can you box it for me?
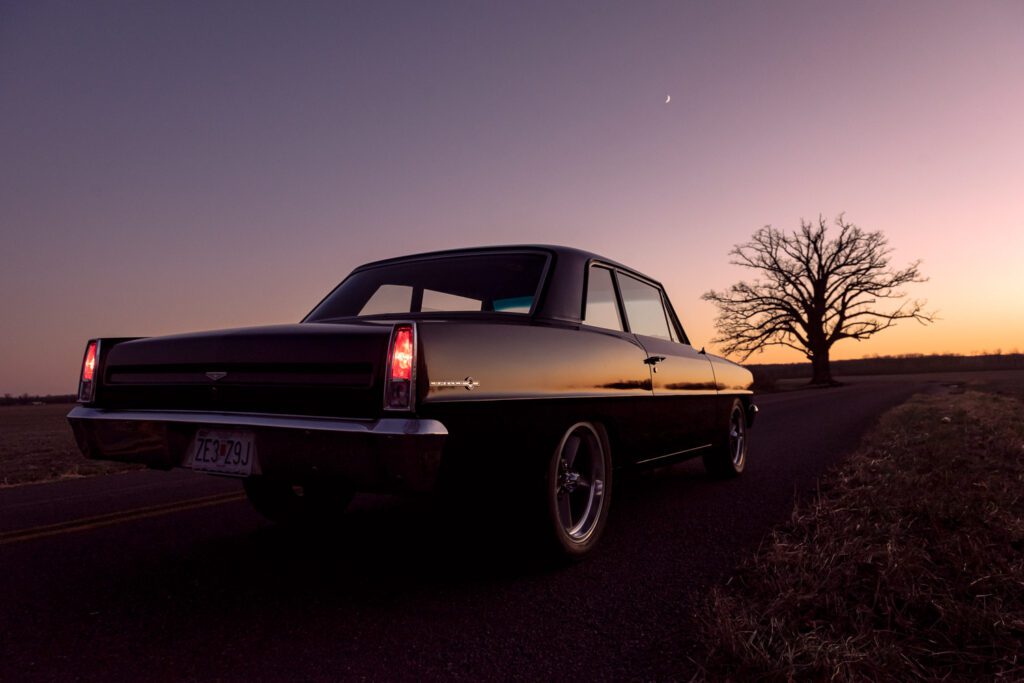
[0,403,140,487]
[771,368,1024,397]
[695,387,1024,680]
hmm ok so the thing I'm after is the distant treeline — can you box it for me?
[750,352,1024,388]
[1,393,77,406]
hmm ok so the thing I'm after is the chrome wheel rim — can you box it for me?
[729,407,746,469]
[554,423,606,543]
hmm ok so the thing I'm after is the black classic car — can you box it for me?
[68,245,756,558]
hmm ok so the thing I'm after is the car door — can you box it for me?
[579,264,658,460]
[615,272,718,462]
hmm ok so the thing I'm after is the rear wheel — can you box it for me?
[703,399,748,478]
[243,475,355,526]
[543,422,612,559]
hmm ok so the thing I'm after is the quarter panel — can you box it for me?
[417,321,651,402]
[416,320,661,463]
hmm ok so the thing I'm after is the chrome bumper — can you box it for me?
[67,407,448,492]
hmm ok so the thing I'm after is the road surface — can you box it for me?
[0,378,930,681]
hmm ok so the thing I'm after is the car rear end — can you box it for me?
[67,321,446,492]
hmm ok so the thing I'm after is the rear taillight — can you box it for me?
[390,327,413,381]
[384,324,415,410]
[78,340,99,402]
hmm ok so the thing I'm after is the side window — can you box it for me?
[662,293,681,343]
[618,274,673,340]
[583,266,623,331]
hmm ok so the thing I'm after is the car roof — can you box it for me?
[353,244,622,270]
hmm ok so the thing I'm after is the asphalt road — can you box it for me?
[0,379,929,681]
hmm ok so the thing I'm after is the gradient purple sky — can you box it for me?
[2,1,1023,394]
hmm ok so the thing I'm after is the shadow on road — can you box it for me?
[122,458,715,598]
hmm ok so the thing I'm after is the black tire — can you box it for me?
[541,422,613,560]
[703,398,748,478]
[243,475,355,526]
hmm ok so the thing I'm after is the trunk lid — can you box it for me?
[99,323,393,418]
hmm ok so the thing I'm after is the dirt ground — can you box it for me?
[0,403,140,487]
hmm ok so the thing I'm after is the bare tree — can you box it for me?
[703,215,933,385]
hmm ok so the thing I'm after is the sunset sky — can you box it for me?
[2,1,1023,395]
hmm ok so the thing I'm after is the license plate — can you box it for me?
[187,429,256,477]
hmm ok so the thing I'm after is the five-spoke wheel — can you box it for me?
[545,422,612,558]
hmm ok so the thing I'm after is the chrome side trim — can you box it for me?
[634,443,712,466]
[66,406,447,436]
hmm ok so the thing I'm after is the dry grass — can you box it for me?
[973,373,1024,405]
[696,389,1024,681]
[0,403,141,487]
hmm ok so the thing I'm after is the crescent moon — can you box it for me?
[665,94,671,104]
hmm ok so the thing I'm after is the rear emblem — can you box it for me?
[206,371,228,381]
[429,377,480,391]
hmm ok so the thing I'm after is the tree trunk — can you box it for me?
[810,346,833,385]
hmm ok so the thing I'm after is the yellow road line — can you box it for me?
[0,490,248,546]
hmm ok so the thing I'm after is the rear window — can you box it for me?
[305,252,548,321]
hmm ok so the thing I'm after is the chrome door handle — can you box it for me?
[644,355,666,365]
